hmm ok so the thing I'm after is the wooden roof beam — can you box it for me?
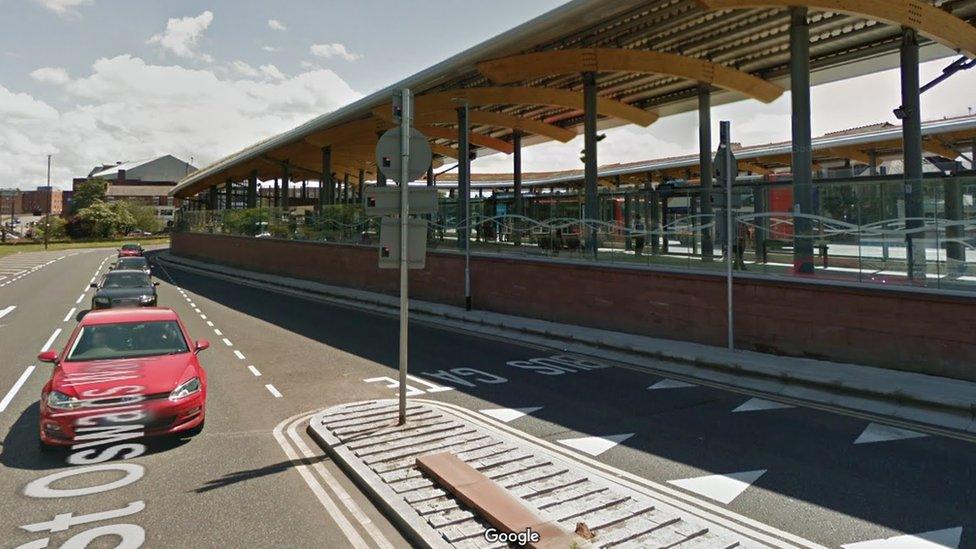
[477,48,783,103]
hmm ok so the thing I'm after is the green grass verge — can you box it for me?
[0,237,170,259]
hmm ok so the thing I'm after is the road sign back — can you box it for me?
[375,127,432,183]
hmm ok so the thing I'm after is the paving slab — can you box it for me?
[309,399,788,549]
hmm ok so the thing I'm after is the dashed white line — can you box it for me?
[206,321,214,327]
[222,338,233,347]
[41,329,62,352]
[248,365,262,377]
[189,302,196,308]
[200,314,207,320]
[63,307,76,322]
[194,308,201,314]
[233,350,246,360]
[265,384,282,398]
[75,293,86,304]
[0,305,15,320]
[0,366,35,413]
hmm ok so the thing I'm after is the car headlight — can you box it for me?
[169,377,201,401]
[139,294,155,304]
[46,391,82,410]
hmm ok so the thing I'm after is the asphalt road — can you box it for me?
[0,247,972,548]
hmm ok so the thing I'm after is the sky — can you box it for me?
[1,0,975,189]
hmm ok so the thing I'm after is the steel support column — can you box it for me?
[901,27,926,281]
[320,147,331,212]
[457,104,470,252]
[208,186,218,210]
[698,84,714,261]
[273,179,279,208]
[513,131,523,246]
[224,180,232,210]
[343,173,350,204]
[281,162,290,209]
[358,169,365,202]
[790,7,815,274]
[376,132,388,187]
[583,71,599,259]
[247,170,257,209]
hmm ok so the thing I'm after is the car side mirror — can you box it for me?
[89,283,97,288]
[195,339,210,354]
[38,351,59,364]
[153,281,160,286]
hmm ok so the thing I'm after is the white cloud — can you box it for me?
[0,55,362,189]
[148,11,214,63]
[310,43,362,62]
[261,45,280,53]
[29,67,72,85]
[267,19,286,31]
[34,0,91,16]
[230,60,260,78]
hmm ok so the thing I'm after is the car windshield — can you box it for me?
[66,320,189,361]
[117,258,148,269]
[102,272,151,288]
[121,244,140,250]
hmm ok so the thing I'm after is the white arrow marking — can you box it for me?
[557,433,633,457]
[668,469,766,505]
[648,379,696,390]
[841,527,962,549]
[854,423,928,445]
[732,397,794,413]
[479,407,542,423]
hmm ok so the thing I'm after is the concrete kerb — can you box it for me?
[153,252,976,434]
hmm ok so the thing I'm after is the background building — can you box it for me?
[20,186,62,215]
[73,154,196,223]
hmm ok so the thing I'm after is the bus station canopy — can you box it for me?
[171,0,976,199]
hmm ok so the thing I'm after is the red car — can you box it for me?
[118,243,144,257]
[37,308,209,449]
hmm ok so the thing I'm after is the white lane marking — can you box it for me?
[222,338,233,347]
[206,321,214,327]
[89,277,96,284]
[284,413,394,549]
[0,366,35,413]
[40,329,62,352]
[189,302,196,307]
[841,527,962,549]
[75,293,86,304]
[193,308,201,314]
[667,470,767,505]
[265,384,282,398]
[732,398,794,413]
[0,305,16,320]
[557,433,634,457]
[272,414,371,549]
[479,407,542,423]
[214,328,223,336]
[63,307,76,322]
[648,379,697,390]
[854,422,928,445]
[233,350,245,360]
[247,365,262,377]
[200,314,207,320]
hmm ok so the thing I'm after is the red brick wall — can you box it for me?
[172,232,976,381]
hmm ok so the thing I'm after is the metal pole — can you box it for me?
[320,147,331,213]
[722,121,734,351]
[513,131,523,246]
[901,27,925,282]
[248,170,258,209]
[281,163,290,209]
[583,71,599,260]
[398,88,412,426]
[44,154,51,249]
[698,85,713,261]
[456,102,472,310]
[790,7,815,274]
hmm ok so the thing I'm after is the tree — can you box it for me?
[34,216,67,240]
[127,203,161,233]
[72,178,107,213]
[74,202,120,238]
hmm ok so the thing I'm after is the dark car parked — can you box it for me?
[113,256,151,274]
[91,270,159,310]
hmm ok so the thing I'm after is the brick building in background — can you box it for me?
[73,154,196,223]
[20,186,63,215]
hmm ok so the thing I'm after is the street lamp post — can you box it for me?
[44,154,52,250]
